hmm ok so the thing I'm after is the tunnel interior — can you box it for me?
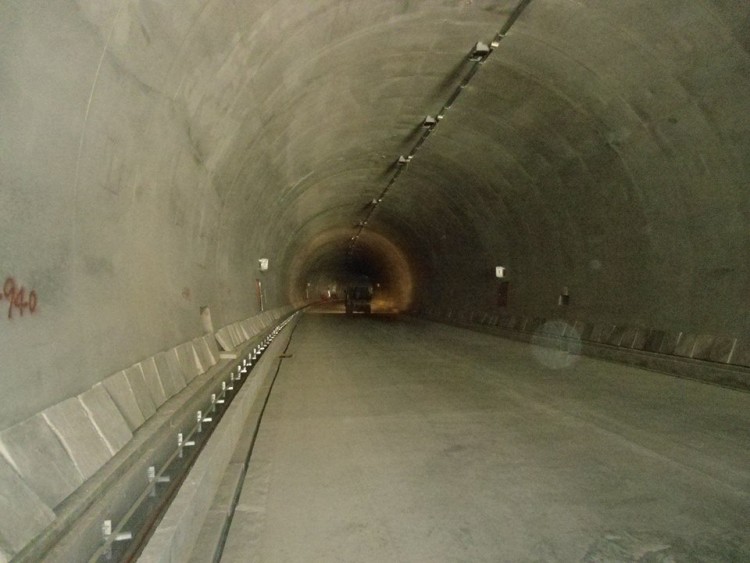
[1,0,750,559]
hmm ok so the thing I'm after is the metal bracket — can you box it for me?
[177,432,195,458]
[147,465,171,497]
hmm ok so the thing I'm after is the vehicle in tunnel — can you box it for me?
[345,283,373,314]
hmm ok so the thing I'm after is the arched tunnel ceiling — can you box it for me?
[1,0,749,427]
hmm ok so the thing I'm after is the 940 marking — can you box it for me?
[0,277,38,319]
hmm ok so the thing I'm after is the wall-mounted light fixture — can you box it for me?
[258,258,269,272]
[423,116,437,129]
[470,42,491,62]
[559,286,570,306]
[495,266,507,279]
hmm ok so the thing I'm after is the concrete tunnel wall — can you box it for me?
[0,0,749,555]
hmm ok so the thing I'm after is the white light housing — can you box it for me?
[470,41,491,61]
[495,266,506,279]
[259,258,269,271]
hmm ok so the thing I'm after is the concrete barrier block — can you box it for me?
[236,322,246,342]
[618,326,638,348]
[0,414,83,507]
[731,339,750,367]
[175,343,202,382]
[202,335,219,365]
[708,336,736,363]
[42,398,112,479]
[659,331,682,355]
[192,337,215,370]
[103,371,145,431]
[215,328,233,351]
[225,326,237,348]
[78,384,132,454]
[632,328,648,350]
[205,335,222,361]
[644,329,665,352]
[153,351,182,399]
[673,333,697,358]
[240,319,253,338]
[574,321,593,341]
[165,348,189,390]
[590,324,606,343]
[607,325,627,346]
[231,324,244,345]
[124,365,156,421]
[0,455,55,556]
[528,317,544,332]
[691,334,716,361]
[139,357,167,407]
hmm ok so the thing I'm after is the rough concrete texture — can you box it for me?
[139,357,168,408]
[0,456,55,557]
[41,398,112,480]
[222,314,750,562]
[102,371,146,431]
[78,384,132,454]
[0,414,83,508]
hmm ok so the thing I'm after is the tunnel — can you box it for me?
[1,0,749,560]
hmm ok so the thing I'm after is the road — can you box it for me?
[221,313,750,562]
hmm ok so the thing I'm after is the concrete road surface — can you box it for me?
[221,314,750,562]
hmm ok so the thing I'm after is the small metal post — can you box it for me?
[102,519,133,558]
[177,432,195,458]
[197,410,212,432]
[147,465,170,497]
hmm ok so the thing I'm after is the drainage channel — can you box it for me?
[211,313,301,561]
[87,315,297,562]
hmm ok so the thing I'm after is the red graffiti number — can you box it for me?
[1,277,38,319]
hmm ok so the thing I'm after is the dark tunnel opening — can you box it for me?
[286,228,415,313]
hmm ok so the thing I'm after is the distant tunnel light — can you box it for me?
[495,266,506,279]
[259,258,269,271]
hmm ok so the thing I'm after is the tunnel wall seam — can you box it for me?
[418,308,750,391]
[0,305,294,561]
